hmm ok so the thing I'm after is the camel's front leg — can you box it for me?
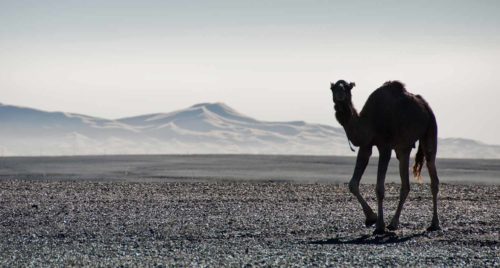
[388,148,411,231]
[374,147,391,234]
[348,146,377,227]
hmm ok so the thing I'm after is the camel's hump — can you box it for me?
[382,80,406,90]
[375,80,407,96]
[363,81,409,109]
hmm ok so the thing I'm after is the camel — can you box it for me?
[330,80,441,234]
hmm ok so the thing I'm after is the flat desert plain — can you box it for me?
[0,155,498,266]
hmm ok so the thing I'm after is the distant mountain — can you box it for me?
[0,102,499,158]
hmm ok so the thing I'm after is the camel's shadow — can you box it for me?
[309,231,426,245]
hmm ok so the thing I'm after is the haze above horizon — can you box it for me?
[1,1,499,144]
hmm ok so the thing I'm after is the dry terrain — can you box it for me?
[0,180,498,266]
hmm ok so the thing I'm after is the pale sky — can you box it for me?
[1,0,500,144]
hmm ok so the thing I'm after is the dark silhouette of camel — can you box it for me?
[330,80,440,234]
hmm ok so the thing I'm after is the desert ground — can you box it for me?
[0,155,499,266]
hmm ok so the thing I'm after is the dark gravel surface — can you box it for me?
[0,180,498,267]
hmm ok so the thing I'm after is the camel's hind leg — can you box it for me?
[426,157,441,231]
[388,147,411,231]
[348,146,377,227]
[422,127,441,231]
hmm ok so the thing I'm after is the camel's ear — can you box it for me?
[330,82,334,89]
[348,82,356,90]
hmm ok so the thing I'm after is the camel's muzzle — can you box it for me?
[333,91,346,102]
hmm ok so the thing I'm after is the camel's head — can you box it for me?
[330,80,356,103]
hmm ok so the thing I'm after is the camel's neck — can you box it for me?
[335,101,371,147]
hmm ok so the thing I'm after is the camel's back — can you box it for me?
[360,81,414,114]
[360,81,432,144]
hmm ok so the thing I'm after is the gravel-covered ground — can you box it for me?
[0,180,498,266]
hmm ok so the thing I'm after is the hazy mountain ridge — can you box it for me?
[0,102,498,158]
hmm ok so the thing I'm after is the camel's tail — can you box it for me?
[413,142,425,182]
[413,96,438,182]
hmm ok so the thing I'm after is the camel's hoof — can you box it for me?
[373,228,387,235]
[426,225,441,232]
[365,214,378,227]
[387,223,399,231]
